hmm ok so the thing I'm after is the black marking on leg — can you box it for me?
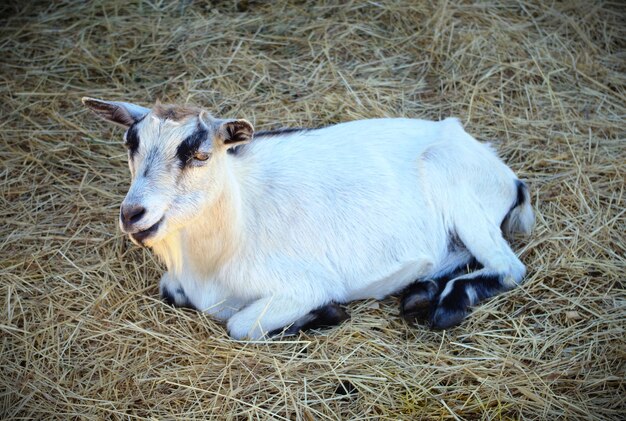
[465,257,482,272]
[299,302,350,332]
[501,179,529,229]
[400,280,438,322]
[431,273,503,330]
[270,302,350,337]
[161,287,177,306]
[471,272,506,300]
[124,119,143,157]
[447,229,466,253]
[431,279,471,330]
[513,179,527,209]
[161,286,196,310]
[400,256,483,324]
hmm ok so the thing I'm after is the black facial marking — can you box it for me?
[125,121,141,157]
[176,126,208,168]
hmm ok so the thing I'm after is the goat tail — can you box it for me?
[502,180,534,237]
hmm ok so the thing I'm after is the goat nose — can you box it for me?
[121,204,146,226]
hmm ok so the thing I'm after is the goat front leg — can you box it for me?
[160,272,243,320]
[159,272,194,309]
[227,295,325,340]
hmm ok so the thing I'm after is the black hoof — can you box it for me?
[400,280,438,322]
[161,287,195,310]
[430,304,467,330]
[300,302,350,331]
[429,278,472,330]
[270,302,350,337]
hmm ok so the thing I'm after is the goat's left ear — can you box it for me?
[82,97,150,128]
[215,119,254,148]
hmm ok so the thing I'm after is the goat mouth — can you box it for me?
[129,218,163,245]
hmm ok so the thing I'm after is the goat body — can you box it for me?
[83,98,533,339]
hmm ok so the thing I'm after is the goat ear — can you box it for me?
[216,119,254,148]
[82,97,150,128]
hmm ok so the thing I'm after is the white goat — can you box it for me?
[82,98,534,340]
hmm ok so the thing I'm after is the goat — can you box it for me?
[82,97,534,340]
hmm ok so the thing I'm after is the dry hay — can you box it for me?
[1,0,624,419]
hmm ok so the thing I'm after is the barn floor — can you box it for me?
[1,1,624,419]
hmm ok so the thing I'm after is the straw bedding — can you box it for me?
[1,1,624,419]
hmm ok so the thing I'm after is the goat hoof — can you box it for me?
[430,303,467,330]
[161,287,177,306]
[270,302,350,337]
[302,302,350,331]
[161,287,195,310]
[400,292,431,321]
[400,280,438,322]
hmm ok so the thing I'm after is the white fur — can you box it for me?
[85,98,533,340]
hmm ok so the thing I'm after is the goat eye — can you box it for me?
[193,151,210,161]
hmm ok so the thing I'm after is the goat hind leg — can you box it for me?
[431,210,526,330]
[399,279,440,322]
[401,258,481,323]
